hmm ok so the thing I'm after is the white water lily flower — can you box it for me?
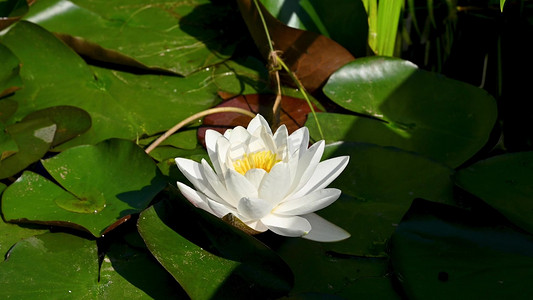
[175,114,350,242]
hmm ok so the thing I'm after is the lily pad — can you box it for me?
[272,236,392,296]
[0,123,18,160]
[0,217,48,258]
[99,239,187,299]
[454,151,533,234]
[313,142,454,256]
[0,43,22,98]
[24,0,239,76]
[137,197,293,299]
[22,106,92,148]
[0,118,56,179]
[1,21,222,149]
[322,57,498,167]
[0,232,183,299]
[0,99,18,123]
[2,139,166,236]
[390,199,533,299]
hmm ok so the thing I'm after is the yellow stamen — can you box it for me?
[233,151,280,175]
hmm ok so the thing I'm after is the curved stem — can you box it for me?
[145,107,256,154]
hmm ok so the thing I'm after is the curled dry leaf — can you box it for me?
[197,92,320,147]
[236,0,355,92]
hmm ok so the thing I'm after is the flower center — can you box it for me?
[233,150,280,175]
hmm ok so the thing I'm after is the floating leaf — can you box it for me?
[455,152,533,234]
[99,239,187,299]
[24,0,239,76]
[0,182,49,257]
[236,0,355,92]
[313,142,454,257]
[0,118,56,179]
[0,218,48,258]
[0,43,22,98]
[2,139,166,236]
[272,236,391,296]
[22,106,92,148]
[260,0,368,57]
[0,232,181,298]
[1,21,221,148]
[322,57,497,167]
[0,123,18,160]
[138,197,293,299]
[390,199,533,299]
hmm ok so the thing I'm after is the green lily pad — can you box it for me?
[137,197,293,299]
[454,151,533,234]
[99,239,187,299]
[390,199,533,299]
[0,232,183,299]
[1,22,267,149]
[0,43,22,98]
[322,57,497,167]
[24,0,239,76]
[0,99,18,123]
[0,217,48,258]
[22,106,92,148]
[0,181,49,257]
[260,0,368,57]
[272,236,392,296]
[0,118,56,179]
[0,123,18,160]
[314,142,454,257]
[2,139,166,236]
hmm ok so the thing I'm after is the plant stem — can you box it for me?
[275,57,325,140]
[145,107,256,154]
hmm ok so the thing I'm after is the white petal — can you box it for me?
[273,125,289,159]
[275,188,341,215]
[200,160,235,207]
[288,140,325,194]
[261,214,311,237]
[287,127,309,157]
[237,197,274,220]
[247,114,272,135]
[258,162,291,205]
[176,182,215,215]
[215,136,230,177]
[301,213,350,242]
[247,125,274,153]
[205,129,222,173]
[225,169,259,202]
[292,156,349,199]
[207,198,237,218]
[175,158,222,203]
[244,168,267,190]
[227,126,251,161]
[244,220,268,232]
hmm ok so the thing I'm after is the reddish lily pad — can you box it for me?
[198,93,320,146]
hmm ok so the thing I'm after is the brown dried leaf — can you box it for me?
[236,0,355,92]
